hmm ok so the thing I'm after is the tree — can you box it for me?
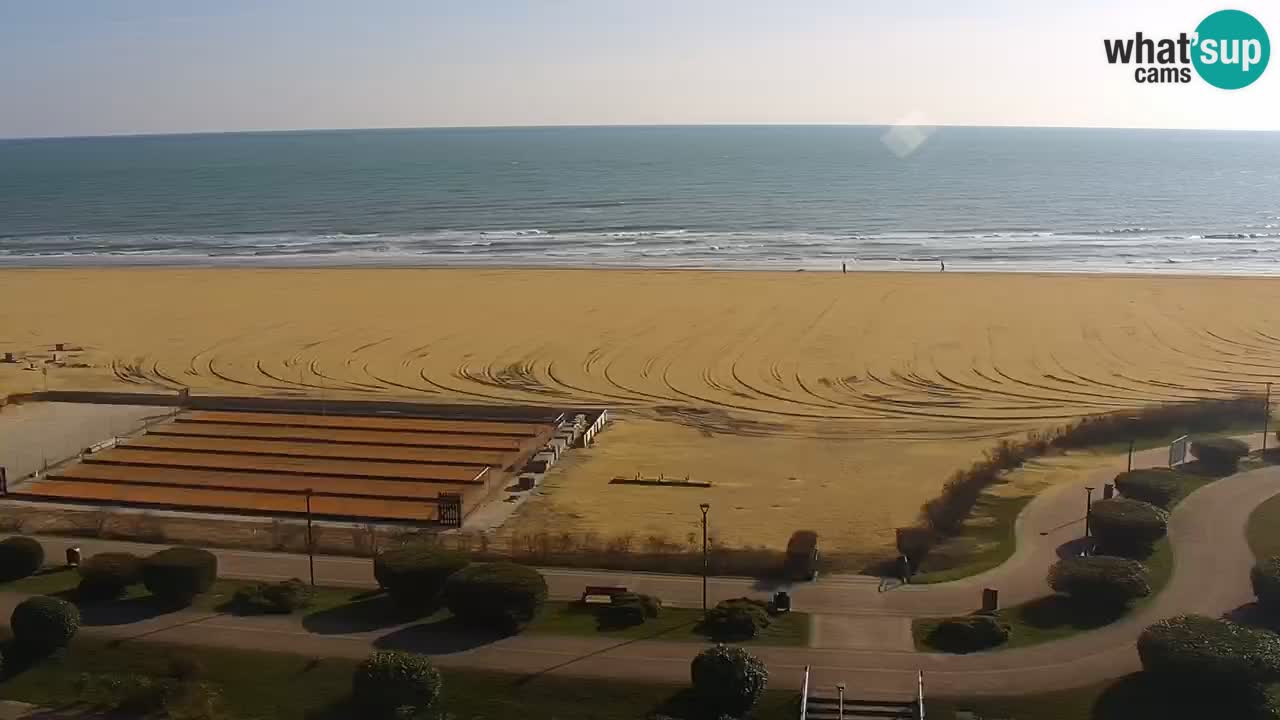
[1113,468,1182,509]
[77,552,143,600]
[1138,615,1280,688]
[0,536,44,581]
[1189,436,1250,473]
[142,547,218,606]
[1088,498,1168,557]
[926,615,1011,653]
[443,562,547,634]
[690,645,769,718]
[373,544,468,611]
[1048,556,1151,608]
[352,651,443,719]
[11,596,80,657]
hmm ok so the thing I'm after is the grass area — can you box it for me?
[1247,483,1280,561]
[0,635,800,720]
[913,538,1172,653]
[911,493,1032,584]
[2,569,808,647]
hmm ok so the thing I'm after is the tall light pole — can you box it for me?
[836,682,846,720]
[305,488,316,587]
[1084,486,1095,551]
[1264,382,1272,454]
[700,503,711,617]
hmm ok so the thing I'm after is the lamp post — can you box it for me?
[1264,382,1272,454]
[700,503,711,617]
[305,488,316,587]
[1084,486,1095,550]
[836,682,846,720]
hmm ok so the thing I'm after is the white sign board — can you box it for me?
[1169,435,1189,467]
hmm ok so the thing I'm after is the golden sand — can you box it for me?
[2,268,1277,554]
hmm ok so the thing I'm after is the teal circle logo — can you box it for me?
[1193,9,1270,89]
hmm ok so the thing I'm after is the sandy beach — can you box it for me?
[2,267,1277,556]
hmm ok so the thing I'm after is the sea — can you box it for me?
[2,125,1279,274]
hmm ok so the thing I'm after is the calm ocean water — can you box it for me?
[1,125,1279,273]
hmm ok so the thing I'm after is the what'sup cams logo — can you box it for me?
[1104,9,1269,88]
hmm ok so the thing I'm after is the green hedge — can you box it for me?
[926,614,1010,653]
[443,562,547,634]
[1048,555,1151,608]
[142,547,218,606]
[352,650,442,719]
[11,595,80,657]
[1252,557,1280,616]
[373,544,469,611]
[597,592,662,628]
[1089,498,1169,557]
[1113,468,1183,509]
[1189,436,1251,473]
[1138,615,1280,686]
[702,598,771,641]
[77,552,143,600]
[0,536,45,581]
[690,645,769,718]
[232,578,315,615]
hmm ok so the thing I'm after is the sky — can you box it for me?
[1,0,1277,138]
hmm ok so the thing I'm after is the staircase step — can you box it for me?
[806,696,916,719]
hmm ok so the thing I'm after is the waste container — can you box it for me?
[66,547,81,567]
[773,591,791,613]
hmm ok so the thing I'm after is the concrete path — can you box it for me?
[3,442,1276,700]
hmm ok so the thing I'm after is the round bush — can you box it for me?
[1253,557,1280,615]
[352,650,442,719]
[77,552,143,600]
[142,547,218,606]
[1048,555,1151,608]
[1138,615,1280,687]
[443,562,547,634]
[374,545,468,611]
[1114,468,1183,509]
[598,594,647,628]
[11,595,80,656]
[703,599,771,641]
[1190,436,1250,473]
[1089,498,1169,556]
[927,615,1010,653]
[690,645,768,718]
[0,536,45,581]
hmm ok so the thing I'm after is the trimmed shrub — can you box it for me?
[142,547,218,606]
[1089,498,1169,557]
[1252,556,1280,615]
[374,544,469,611]
[1048,556,1151,608]
[1113,468,1183,509]
[703,598,771,641]
[0,536,45,581]
[77,552,143,600]
[596,592,660,628]
[11,595,80,656]
[1189,436,1251,473]
[352,651,443,719]
[232,578,315,614]
[690,645,768,718]
[1138,615,1280,687]
[926,615,1010,653]
[444,562,547,634]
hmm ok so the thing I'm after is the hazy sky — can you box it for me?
[1,0,1277,138]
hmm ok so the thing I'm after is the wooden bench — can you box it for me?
[582,585,628,605]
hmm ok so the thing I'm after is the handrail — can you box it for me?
[799,664,811,720]
[917,670,925,720]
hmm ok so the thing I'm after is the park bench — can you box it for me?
[581,585,628,605]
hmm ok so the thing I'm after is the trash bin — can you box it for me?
[66,547,81,567]
[772,591,791,613]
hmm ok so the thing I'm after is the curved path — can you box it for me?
[1,444,1277,700]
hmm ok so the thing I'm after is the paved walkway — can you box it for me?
[3,441,1276,700]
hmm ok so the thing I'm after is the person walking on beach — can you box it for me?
[842,262,847,274]
[940,259,945,272]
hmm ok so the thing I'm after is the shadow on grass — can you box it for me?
[1223,601,1280,633]
[373,616,500,655]
[301,592,417,635]
[1093,671,1272,720]
[75,595,177,627]
[1015,594,1126,632]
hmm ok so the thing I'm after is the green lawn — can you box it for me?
[1247,485,1280,561]
[0,635,800,720]
[527,602,809,647]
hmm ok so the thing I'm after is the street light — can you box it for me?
[700,503,711,617]
[305,488,316,587]
[1084,486,1095,550]
[836,682,847,720]
[1263,382,1272,454]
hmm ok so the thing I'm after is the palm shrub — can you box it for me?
[352,651,443,719]
[690,645,768,718]
[77,552,143,600]
[1189,436,1250,473]
[444,562,547,634]
[374,544,469,611]
[1113,468,1183,509]
[1089,498,1168,557]
[142,547,218,606]
[1048,556,1151,609]
[11,595,80,657]
[0,536,44,581]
